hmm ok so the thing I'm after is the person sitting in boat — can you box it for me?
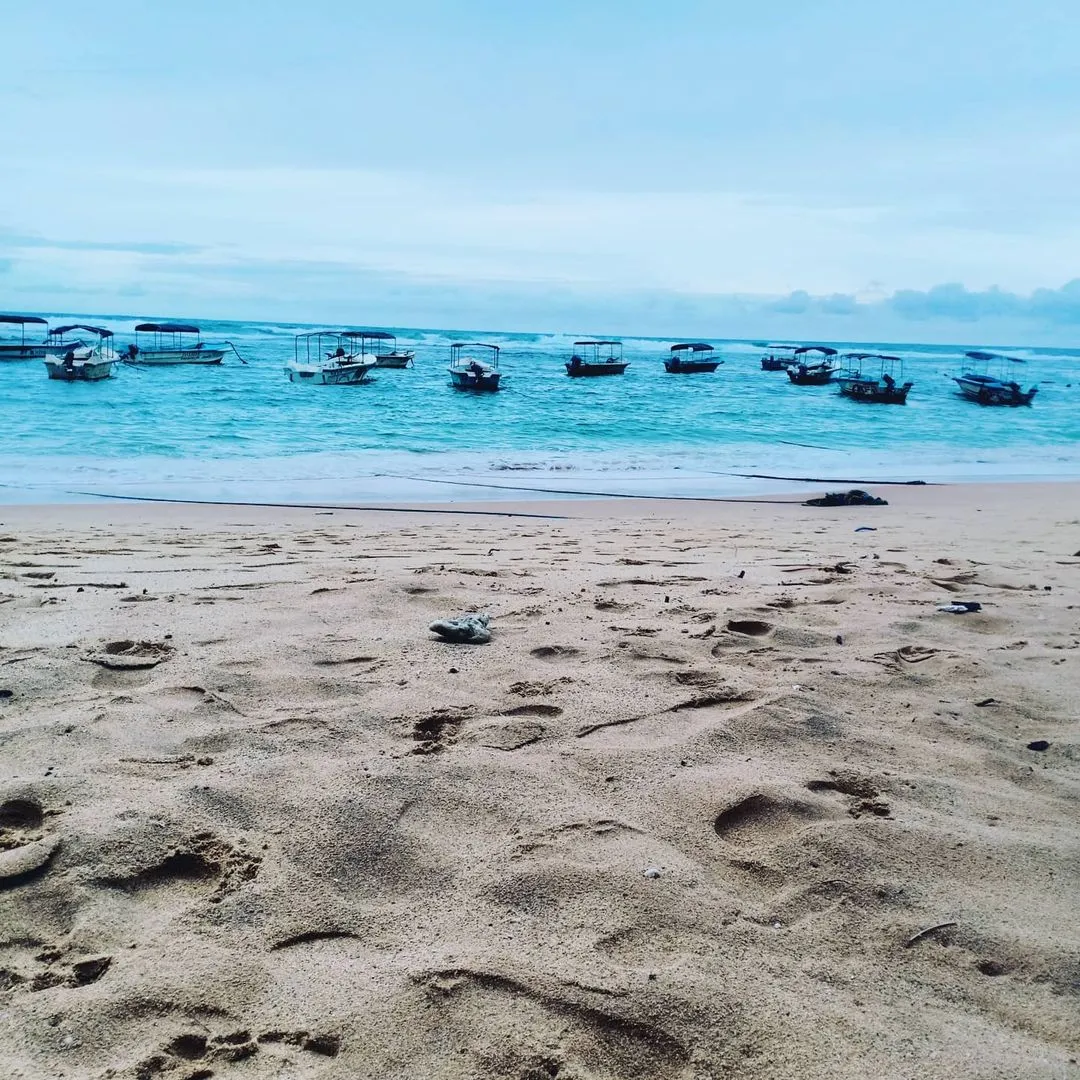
[469,360,486,376]
[569,354,583,372]
[883,372,896,389]
[126,343,139,360]
[63,350,75,370]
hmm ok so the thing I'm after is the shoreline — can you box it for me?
[2,478,1080,523]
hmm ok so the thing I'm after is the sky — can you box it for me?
[2,0,1079,344]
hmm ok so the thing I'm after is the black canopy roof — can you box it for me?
[965,350,1025,363]
[450,342,499,353]
[135,322,200,334]
[0,314,48,326]
[342,330,395,341]
[573,340,622,346]
[794,346,838,357]
[670,342,714,353]
[53,324,113,338]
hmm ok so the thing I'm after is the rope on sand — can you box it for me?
[380,474,808,504]
[62,491,570,520]
[729,474,931,486]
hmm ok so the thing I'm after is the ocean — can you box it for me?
[1,317,1077,505]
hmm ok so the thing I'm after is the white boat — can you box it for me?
[43,325,117,382]
[123,322,226,365]
[0,314,50,360]
[286,330,377,385]
[448,342,502,391]
[954,351,1037,406]
[356,330,415,368]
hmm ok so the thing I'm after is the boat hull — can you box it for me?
[286,363,374,385]
[44,359,115,381]
[665,360,720,373]
[837,378,912,404]
[374,352,414,368]
[953,375,1036,406]
[787,366,835,385]
[565,362,628,377]
[449,368,501,392]
[126,347,225,365]
[760,358,791,371]
[0,344,49,360]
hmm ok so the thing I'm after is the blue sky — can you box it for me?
[2,0,1078,342]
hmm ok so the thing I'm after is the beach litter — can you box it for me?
[854,526,877,532]
[937,602,982,614]
[1026,740,1050,752]
[429,613,492,644]
[804,490,888,508]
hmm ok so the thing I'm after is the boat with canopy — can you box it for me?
[953,351,1037,406]
[448,342,502,391]
[123,323,227,365]
[786,346,839,385]
[285,330,377,385]
[836,353,913,404]
[350,329,415,368]
[565,340,628,377]
[759,344,801,371]
[0,315,50,360]
[664,342,722,374]
[43,325,117,381]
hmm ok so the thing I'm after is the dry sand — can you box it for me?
[0,484,1078,1079]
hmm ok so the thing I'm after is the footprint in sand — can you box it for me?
[411,708,473,754]
[143,1027,341,1072]
[713,793,823,850]
[508,678,573,697]
[726,619,774,637]
[529,646,582,661]
[0,796,60,886]
[806,775,892,818]
[3,949,112,994]
[85,639,175,670]
[501,704,563,718]
[97,831,261,903]
[416,968,688,1080]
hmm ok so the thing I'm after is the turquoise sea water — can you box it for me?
[1,316,1078,504]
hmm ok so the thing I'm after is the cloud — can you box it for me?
[887,280,1080,323]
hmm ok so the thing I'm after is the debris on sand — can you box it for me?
[428,613,492,644]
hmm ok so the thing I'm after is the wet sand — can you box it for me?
[1,484,1078,1078]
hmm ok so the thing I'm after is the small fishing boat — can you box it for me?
[760,344,800,371]
[954,351,1037,406]
[786,346,839,385]
[123,323,226,365]
[357,330,415,368]
[285,330,377,385]
[448,342,502,391]
[43,325,117,381]
[566,340,628,377]
[0,315,50,360]
[665,342,722,373]
[836,353,913,404]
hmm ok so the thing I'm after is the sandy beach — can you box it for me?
[0,483,1078,1079]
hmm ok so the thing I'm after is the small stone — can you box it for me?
[643,867,662,879]
[1027,740,1050,752]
